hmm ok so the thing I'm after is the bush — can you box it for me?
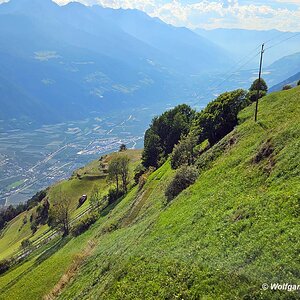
[138,174,147,191]
[0,259,11,275]
[21,238,32,250]
[282,84,292,90]
[247,90,266,103]
[71,213,98,236]
[297,80,300,86]
[119,144,127,152]
[107,188,124,205]
[171,135,198,169]
[134,164,146,185]
[137,167,155,191]
[165,166,199,201]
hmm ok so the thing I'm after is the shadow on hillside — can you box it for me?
[0,237,70,293]
[100,197,124,218]
[34,237,70,266]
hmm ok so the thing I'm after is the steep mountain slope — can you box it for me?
[92,7,230,74]
[266,52,300,85]
[1,87,299,299]
[213,52,300,95]
[270,72,300,92]
[0,150,141,260]
[0,0,230,124]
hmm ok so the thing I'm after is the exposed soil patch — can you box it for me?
[253,139,274,164]
[252,139,276,173]
[43,240,96,300]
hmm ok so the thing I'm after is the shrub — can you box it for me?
[247,90,266,103]
[138,174,147,191]
[137,167,155,191]
[165,166,199,201]
[282,85,292,90]
[119,144,127,152]
[107,188,124,205]
[0,259,11,275]
[21,238,32,250]
[30,222,38,234]
[134,164,146,185]
[171,135,198,169]
[71,213,98,237]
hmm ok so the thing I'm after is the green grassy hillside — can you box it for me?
[59,87,300,300]
[0,150,141,300]
[0,150,141,261]
[0,87,299,300]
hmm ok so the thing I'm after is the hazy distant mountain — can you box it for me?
[0,0,231,125]
[194,28,300,67]
[264,52,300,86]
[269,72,300,92]
[91,7,229,74]
[187,51,300,98]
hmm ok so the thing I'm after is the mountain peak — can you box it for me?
[63,1,87,9]
[1,0,58,12]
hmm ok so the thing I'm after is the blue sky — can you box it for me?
[53,0,300,31]
[5,0,300,31]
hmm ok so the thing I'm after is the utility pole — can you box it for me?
[254,43,265,122]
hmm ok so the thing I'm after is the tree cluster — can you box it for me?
[0,190,46,231]
[170,89,248,169]
[192,89,248,145]
[30,199,50,233]
[108,155,130,193]
[142,104,196,168]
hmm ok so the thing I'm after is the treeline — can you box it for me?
[140,79,268,200]
[0,190,46,231]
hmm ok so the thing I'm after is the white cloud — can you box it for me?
[5,0,298,31]
[275,0,300,4]
[150,1,300,31]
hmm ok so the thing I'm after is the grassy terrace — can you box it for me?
[0,87,299,299]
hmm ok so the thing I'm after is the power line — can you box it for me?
[193,49,261,104]
[194,30,300,106]
[263,30,291,44]
[210,51,261,91]
[265,32,300,51]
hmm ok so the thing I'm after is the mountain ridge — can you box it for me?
[0,0,231,125]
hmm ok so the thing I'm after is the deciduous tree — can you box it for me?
[48,190,71,236]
